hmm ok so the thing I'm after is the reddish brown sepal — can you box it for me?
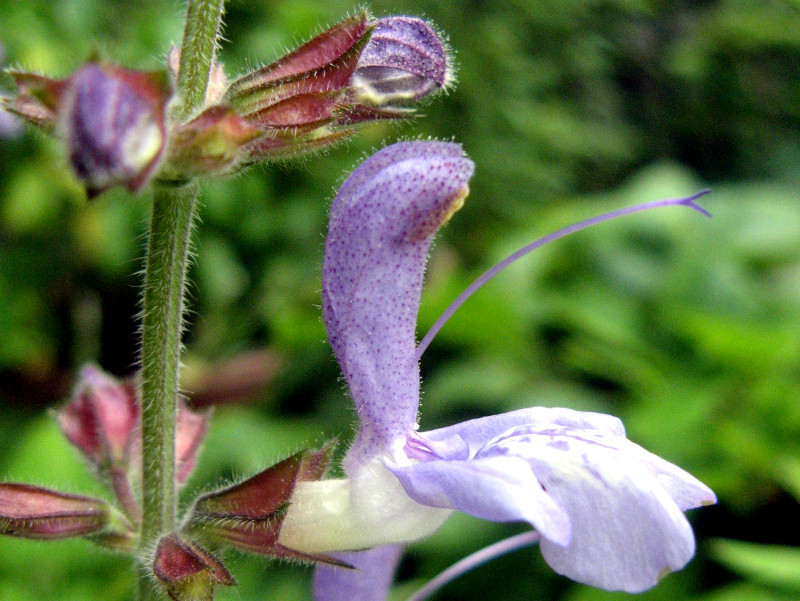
[4,70,67,129]
[0,483,109,539]
[154,533,235,601]
[335,104,413,125]
[246,91,340,132]
[193,446,332,519]
[195,514,350,567]
[227,13,370,103]
[187,446,345,565]
[168,105,262,178]
[182,348,283,410]
[245,127,355,163]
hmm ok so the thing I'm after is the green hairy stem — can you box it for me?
[139,184,197,548]
[137,2,225,598]
[177,0,226,118]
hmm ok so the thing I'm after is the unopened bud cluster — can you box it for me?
[2,12,451,197]
[0,365,337,601]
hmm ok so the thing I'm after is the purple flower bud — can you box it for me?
[58,62,172,197]
[58,364,139,470]
[154,533,236,601]
[175,400,209,485]
[222,14,451,164]
[0,483,110,539]
[351,17,450,106]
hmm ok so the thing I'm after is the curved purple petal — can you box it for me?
[421,407,625,455]
[313,545,403,601]
[480,425,706,592]
[388,455,570,546]
[614,439,717,511]
[323,141,474,467]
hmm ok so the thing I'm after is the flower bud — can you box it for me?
[350,16,450,107]
[181,348,283,410]
[221,13,451,164]
[175,400,209,485]
[154,533,235,601]
[167,46,228,108]
[57,364,139,471]
[58,62,172,197]
[0,483,110,539]
[186,447,344,564]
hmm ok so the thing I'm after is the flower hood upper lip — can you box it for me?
[322,141,475,467]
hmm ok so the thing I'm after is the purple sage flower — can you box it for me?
[58,63,171,197]
[277,141,716,597]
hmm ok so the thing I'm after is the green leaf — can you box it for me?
[710,539,800,590]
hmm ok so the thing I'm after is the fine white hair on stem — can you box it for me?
[415,190,711,360]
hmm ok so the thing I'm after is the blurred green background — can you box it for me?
[1,1,800,600]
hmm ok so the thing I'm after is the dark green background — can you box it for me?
[1,1,799,600]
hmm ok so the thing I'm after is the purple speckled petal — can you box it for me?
[353,17,448,103]
[421,407,625,456]
[388,456,571,546]
[479,426,705,592]
[323,141,474,467]
[313,545,403,601]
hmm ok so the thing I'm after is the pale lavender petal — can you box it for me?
[405,430,470,462]
[323,141,474,467]
[313,545,403,601]
[388,455,571,546]
[614,439,717,510]
[422,407,625,456]
[481,427,698,592]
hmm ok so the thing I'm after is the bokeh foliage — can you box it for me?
[1,1,799,600]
